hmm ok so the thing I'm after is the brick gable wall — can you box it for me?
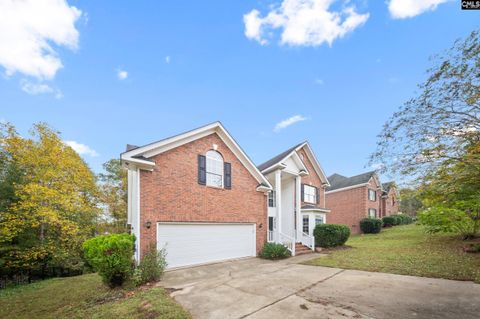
[325,177,382,234]
[139,133,267,258]
[297,146,326,208]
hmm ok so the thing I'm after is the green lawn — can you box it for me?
[304,224,480,283]
[0,273,191,319]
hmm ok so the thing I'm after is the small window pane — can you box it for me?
[304,185,317,204]
[268,191,276,207]
[303,216,309,233]
[315,215,324,225]
[206,150,223,187]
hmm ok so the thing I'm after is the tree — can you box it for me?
[399,188,423,217]
[370,30,480,177]
[0,122,100,277]
[97,159,127,233]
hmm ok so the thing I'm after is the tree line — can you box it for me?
[0,123,127,284]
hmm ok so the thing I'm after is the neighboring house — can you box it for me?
[121,122,330,269]
[381,182,400,216]
[325,171,384,234]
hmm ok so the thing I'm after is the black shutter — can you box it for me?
[301,184,304,202]
[198,155,206,185]
[316,187,320,204]
[224,162,231,189]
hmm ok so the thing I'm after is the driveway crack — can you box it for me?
[239,269,346,319]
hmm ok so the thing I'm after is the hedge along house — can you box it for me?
[325,171,399,234]
[121,122,330,268]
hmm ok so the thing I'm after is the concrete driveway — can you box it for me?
[160,254,480,319]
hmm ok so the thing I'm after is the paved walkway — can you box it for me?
[160,254,480,319]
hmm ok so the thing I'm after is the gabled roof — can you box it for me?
[257,142,330,185]
[121,121,272,190]
[382,181,396,193]
[326,171,377,192]
[257,142,304,172]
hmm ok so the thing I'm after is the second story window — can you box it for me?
[304,185,317,204]
[268,191,276,207]
[368,189,376,201]
[206,150,223,187]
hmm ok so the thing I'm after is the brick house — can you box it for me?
[121,122,330,268]
[325,172,399,234]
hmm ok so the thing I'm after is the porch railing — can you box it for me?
[279,232,295,256]
[301,232,315,251]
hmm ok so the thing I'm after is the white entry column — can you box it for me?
[295,175,302,241]
[275,170,282,236]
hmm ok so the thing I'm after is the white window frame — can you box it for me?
[368,208,377,218]
[304,185,317,204]
[368,189,376,201]
[302,215,309,234]
[315,215,324,225]
[268,191,276,207]
[206,150,224,188]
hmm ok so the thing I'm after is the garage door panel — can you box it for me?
[157,223,255,268]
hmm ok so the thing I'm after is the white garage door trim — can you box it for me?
[157,222,256,269]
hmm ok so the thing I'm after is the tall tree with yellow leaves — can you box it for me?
[0,122,100,278]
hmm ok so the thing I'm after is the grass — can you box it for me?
[0,273,191,319]
[304,224,480,283]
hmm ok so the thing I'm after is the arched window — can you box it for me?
[206,150,223,187]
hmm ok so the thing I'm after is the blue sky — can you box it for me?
[0,1,478,181]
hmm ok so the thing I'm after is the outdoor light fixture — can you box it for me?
[145,221,152,229]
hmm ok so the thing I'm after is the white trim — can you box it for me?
[301,208,331,213]
[325,183,369,194]
[121,122,272,191]
[136,167,141,261]
[295,142,330,186]
[260,149,308,175]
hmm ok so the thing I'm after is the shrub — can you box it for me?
[133,244,167,286]
[313,224,350,248]
[259,243,291,259]
[418,206,480,239]
[398,214,414,225]
[391,215,402,226]
[382,216,396,227]
[360,218,383,234]
[82,233,135,287]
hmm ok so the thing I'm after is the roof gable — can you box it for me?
[326,171,377,192]
[121,122,272,190]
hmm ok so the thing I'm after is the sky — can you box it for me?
[0,0,478,182]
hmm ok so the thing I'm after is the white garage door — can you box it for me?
[157,223,256,269]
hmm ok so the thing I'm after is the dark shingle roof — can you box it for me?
[257,142,305,172]
[126,144,139,151]
[382,182,395,193]
[326,171,376,191]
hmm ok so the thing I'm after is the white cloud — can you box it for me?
[20,79,62,98]
[0,0,82,80]
[388,0,449,19]
[243,0,369,47]
[274,114,308,132]
[370,163,385,170]
[165,56,171,64]
[314,78,324,85]
[117,69,128,80]
[64,140,99,157]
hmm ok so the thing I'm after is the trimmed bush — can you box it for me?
[397,214,413,225]
[259,243,291,259]
[314,224,350,248]
[82,233,135,287]
[382,216,396,227]
[360,218,383,234]
[391,215,402,226]
[133,244,167,286]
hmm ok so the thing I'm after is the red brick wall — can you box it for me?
[138,133,267,258]
[325,177,382,234]
[384,188,399,216]
[297,146,326,208]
